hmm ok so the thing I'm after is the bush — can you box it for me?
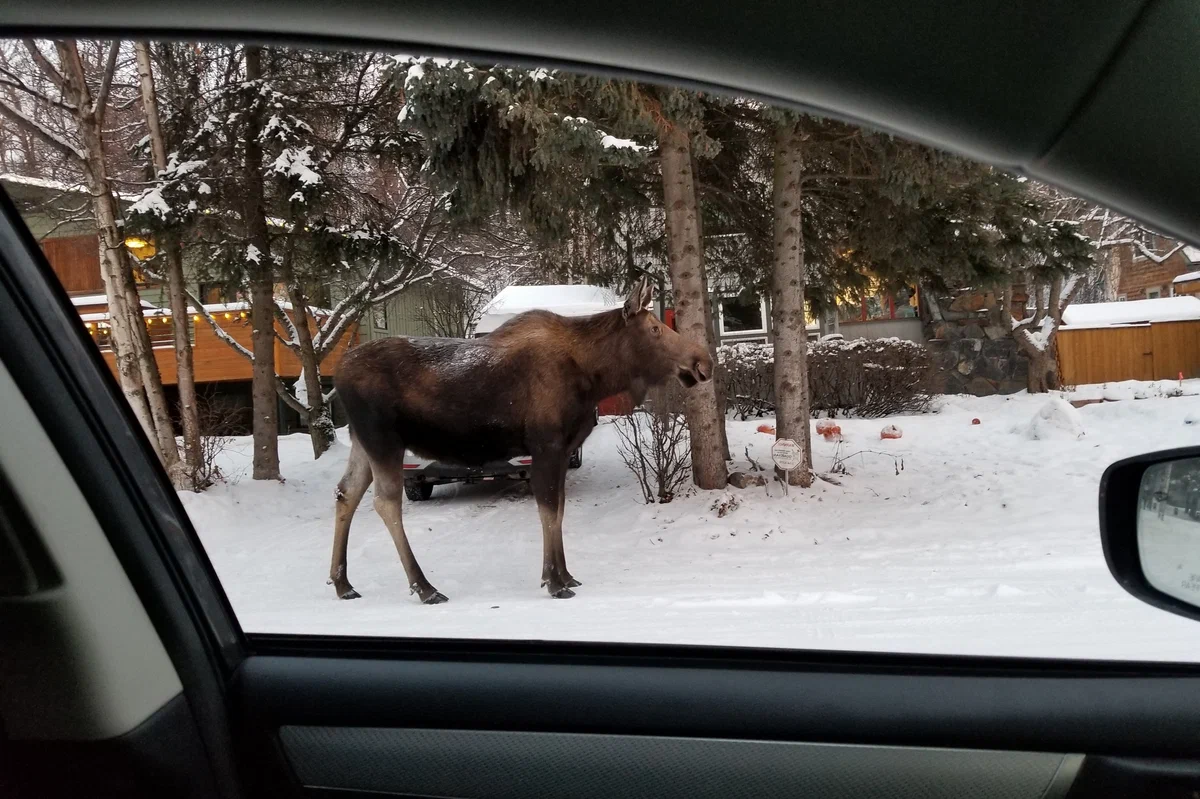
[718,337,934,419]
[613,382,692,503]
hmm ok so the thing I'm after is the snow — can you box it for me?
[245,245,263,264]
[1069,378,1200,402]
[600,134,649,152]
[271,146,322,187]
[474,284,623,334]
[181,390,1200,661]
[1173,270,1200,284]
[1062,296,1200,329]
[1184,246,1200,264]
[294,368,308,406]
[129,187,173,220]
[1022,398,1085,441]
[70,294,156,309]
[198,182,212,195]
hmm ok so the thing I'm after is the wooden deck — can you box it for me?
[87,309,357,385]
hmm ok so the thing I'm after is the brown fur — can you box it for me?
[329,279,712,601]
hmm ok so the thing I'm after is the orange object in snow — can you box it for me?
[971,418,981,425]
[757,424,776,435]
[815,419,840,436]
[880,425,903,439]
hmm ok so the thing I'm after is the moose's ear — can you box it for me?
[623,277,653,321]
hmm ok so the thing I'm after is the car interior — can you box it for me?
[2,1,1200,797]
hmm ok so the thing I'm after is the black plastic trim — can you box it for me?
[1099,445,1200,623]
[247,632,1200,675]
[235,654,1200,758]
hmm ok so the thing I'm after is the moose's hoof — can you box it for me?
[549,586,576,599]
[421,590,449,605]
[338,588,362,600]
[564,576,583,588]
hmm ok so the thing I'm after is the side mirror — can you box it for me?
[1100,447,1200,621]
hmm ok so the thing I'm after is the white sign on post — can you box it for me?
[771,438,803,471]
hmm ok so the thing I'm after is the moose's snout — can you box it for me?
[678,353,713,388]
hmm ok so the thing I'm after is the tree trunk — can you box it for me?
[281,248,335,458]
[136,41,202,489]
[691,151,730,461]
[1026,347,1060,393]
[659,123,727,490]
[770,122,814,487]
[58,40,181,479]
[244,46,281,480]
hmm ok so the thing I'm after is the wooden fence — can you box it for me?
[1057,319,1200,385]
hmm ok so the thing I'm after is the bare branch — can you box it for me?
[0,96,85,161]
[22,40,65,91]
[0,68,77,113]
[93,40,120,126]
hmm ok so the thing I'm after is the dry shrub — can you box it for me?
[613,382,692,503]
[183,390,243,491]
[719,337,934,419]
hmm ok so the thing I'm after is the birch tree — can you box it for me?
[0,39,182,479]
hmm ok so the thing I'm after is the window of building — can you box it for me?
[838,285,919,323]
[373,305,389,330]
[718,294,767,336]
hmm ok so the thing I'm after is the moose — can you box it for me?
[330,278,713,602]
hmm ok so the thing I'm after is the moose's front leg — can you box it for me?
[531,456,576,598]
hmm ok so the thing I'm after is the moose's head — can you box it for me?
[620,277,713,390]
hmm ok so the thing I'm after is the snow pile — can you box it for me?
[1068,379,1200,402]
[1062,296,1200,329]
[1024,398,1085,441]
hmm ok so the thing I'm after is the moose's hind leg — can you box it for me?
[330,439,373,600]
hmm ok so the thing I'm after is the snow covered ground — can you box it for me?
[180,384,1200,662]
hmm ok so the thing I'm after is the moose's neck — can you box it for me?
[566,310,642,402]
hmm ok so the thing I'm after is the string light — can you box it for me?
[224,313,232,320]
[192,315,200,322]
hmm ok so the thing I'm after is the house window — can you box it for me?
[1147,289,1162,299]
[1117,295,1127,302]
[372,305,388,330]
[837,285,919,323]
[718,294,767,336]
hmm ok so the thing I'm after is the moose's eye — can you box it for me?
[652,324,662,336]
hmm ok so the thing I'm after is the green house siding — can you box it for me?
[362,283,443,340]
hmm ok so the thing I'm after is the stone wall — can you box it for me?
[926,336,1028,396]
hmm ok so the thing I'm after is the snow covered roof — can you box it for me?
[1174,270,1200,284]
[70,294,157,309]
[77,300,331,322]
[1061,296,1200,329]
[1,172,139,202]
[1184,246,1200,264]
[475,284,622,335]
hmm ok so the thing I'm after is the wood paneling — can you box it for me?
[96,312,358,386]
[1058,320,1200,385]
[1150,320,1200,380]
[41,234,103,293]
